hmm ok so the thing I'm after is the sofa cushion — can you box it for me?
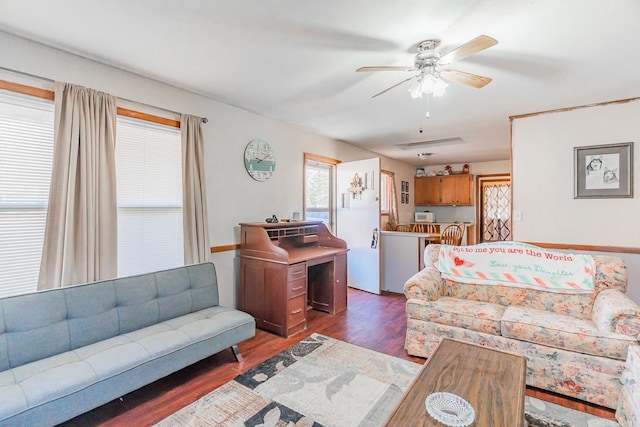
[2,291,71,368]
[502,306,636,360]
[406,297,505,335]
[441,281,597,319]
[64,280,119,349]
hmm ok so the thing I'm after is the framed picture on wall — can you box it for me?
[574,142,633,198]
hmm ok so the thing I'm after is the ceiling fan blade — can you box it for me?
[438,35,498,65]
[440,69,492,88]
[357,66,414,72]
[372,77,415,98]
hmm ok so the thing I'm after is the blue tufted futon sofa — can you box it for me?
[0,262,255,426]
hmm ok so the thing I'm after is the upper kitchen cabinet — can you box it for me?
[415,175,474,206]
[414,175,440,205]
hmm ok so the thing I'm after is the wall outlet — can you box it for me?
[513,211,523,221]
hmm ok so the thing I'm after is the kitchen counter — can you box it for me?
[381,231,432,293]
[380,230,439,238]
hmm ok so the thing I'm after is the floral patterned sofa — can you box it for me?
[404,243,640,410]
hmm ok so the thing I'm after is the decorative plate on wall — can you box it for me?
[244,139,276,181]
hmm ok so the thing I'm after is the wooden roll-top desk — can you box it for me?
[239,221,348,337]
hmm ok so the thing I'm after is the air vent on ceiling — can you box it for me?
[396,137,464,150]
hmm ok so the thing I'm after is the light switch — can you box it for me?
[513,211,522,221]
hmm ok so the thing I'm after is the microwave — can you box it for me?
[415,212,435,222]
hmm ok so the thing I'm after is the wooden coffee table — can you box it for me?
[385,338,527,426]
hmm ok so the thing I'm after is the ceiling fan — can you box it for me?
[356,35,498,98]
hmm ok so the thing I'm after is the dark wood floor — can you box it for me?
[61,288,615,426]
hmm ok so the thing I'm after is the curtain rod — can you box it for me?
[0,66,208,123]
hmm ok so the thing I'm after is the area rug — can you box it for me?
[155,334,619,426]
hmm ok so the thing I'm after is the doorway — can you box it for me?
[477,175,512,243]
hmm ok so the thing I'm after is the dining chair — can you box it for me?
[411,222,436,233]
[412,222,440,244]
[440,224,464,246]
[395,224,412,232]
[383,222,395,231]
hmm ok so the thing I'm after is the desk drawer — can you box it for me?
[287,294,306,327]
[288,263,306,281]
[288,277,306,298]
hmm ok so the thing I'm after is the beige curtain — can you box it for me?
[181,114,210,264]
[38,82,117,289]
[388,171,400,228]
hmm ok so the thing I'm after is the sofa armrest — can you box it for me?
[403,267,443,301]
[593,289,640,339]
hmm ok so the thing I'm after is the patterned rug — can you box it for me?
[155,334,619,426]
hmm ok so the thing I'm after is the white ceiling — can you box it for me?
[1,0,639,166]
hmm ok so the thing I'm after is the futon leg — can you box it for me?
[231,345,243,362]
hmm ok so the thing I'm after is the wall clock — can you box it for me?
[244,139,276,181]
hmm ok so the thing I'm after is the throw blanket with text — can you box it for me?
[437,242,596,293]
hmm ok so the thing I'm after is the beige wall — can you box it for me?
[511,101,640,246]
[419,160,511,177]
[511,100,640,303]
[0,31,416,307]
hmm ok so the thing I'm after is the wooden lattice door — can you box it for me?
[480,178,512,242]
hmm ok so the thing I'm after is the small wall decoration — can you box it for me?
[244,139,276,181]
[341,192,350,208]
[574,142,633,198]
[400,180,410,204]
[364,171,374,190]
[348,173,363,198]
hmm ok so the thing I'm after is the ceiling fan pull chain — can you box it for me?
[426,93,430,119]
[419,96,424,133]
[419,94,431,133]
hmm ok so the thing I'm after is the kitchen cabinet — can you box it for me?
[414,174,474,206]
[415,176,440,205]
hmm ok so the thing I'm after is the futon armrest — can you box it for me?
[403,267,443,301]
[593,289,640,339]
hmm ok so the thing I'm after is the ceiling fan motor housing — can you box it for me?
[415,51,440,70]
[415,40,441,70]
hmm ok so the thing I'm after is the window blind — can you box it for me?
[116,116,183,277]
[0,90,54,297]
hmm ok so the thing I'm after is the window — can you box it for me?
[304,154,337,233]
[0,89,54,297]
[0,79,185,295]
[116,116,183,276]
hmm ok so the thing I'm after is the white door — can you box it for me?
[336,158,380,294]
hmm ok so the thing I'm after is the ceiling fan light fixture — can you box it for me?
[409,70,448,98]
